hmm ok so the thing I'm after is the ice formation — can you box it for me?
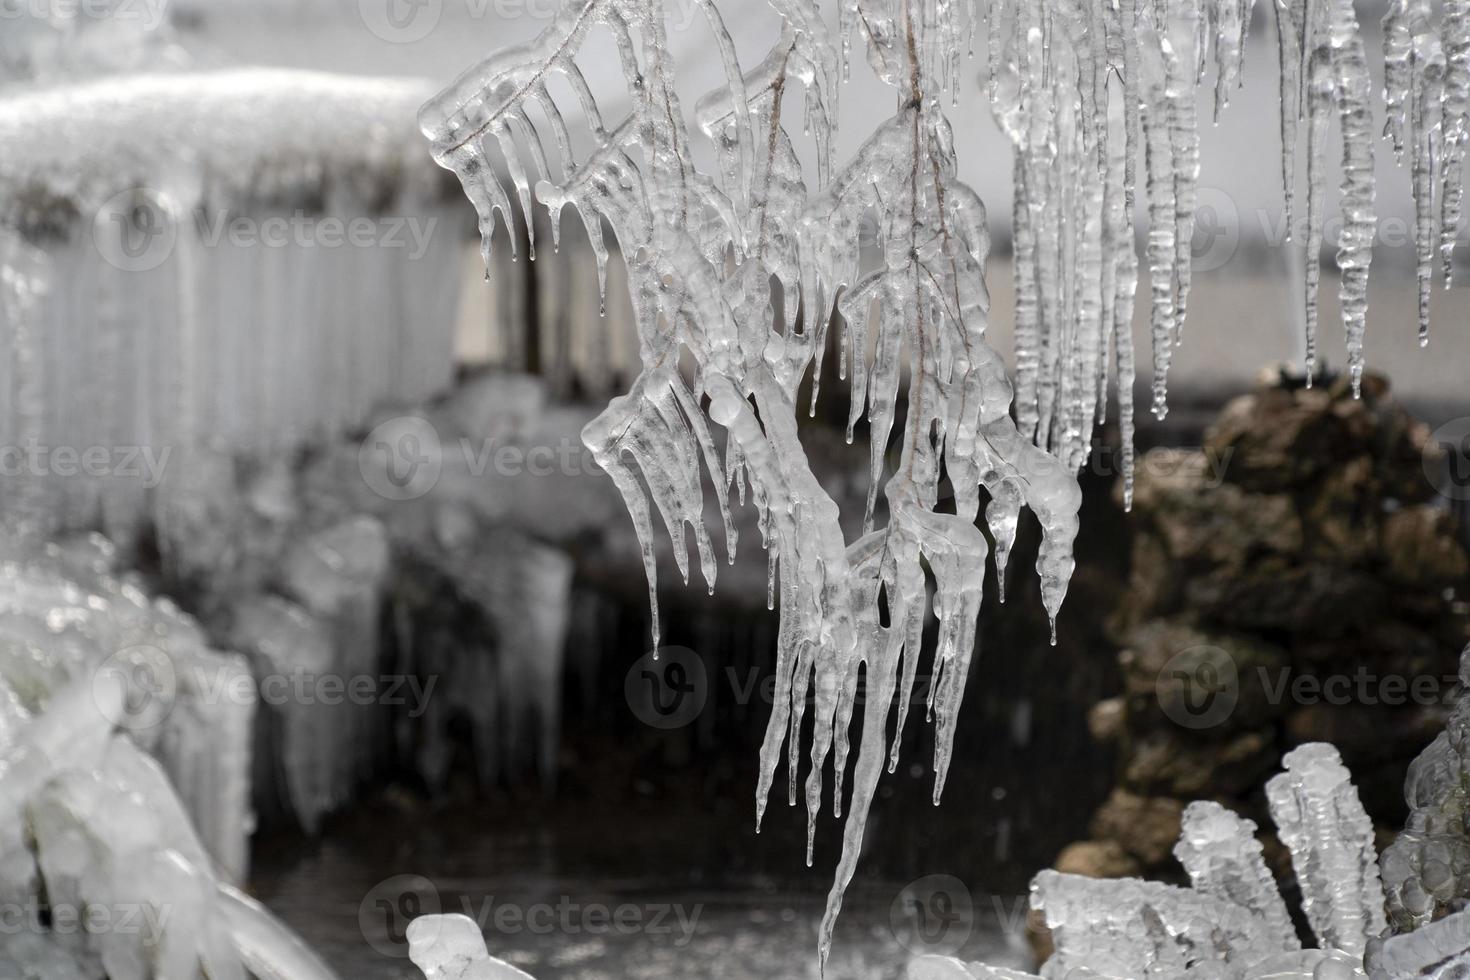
[419,0,1470,965]
[418,0,1087,966]
[406,914,537,980]
[1380,645,1470,933]
[0,530,339,980]
[945,744,1381,978]
[0,69,463,544]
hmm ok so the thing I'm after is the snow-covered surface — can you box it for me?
[0,69,443,207]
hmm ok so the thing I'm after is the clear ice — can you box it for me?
[952,743,1382,978]
[420,0,1470,964]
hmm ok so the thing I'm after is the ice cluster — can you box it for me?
[418,0,1470,964]
[0,69,463,544]
[1380,647,1470,933]
[0,529,339,980]
[914,744,1416,978]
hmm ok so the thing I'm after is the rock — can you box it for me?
[1381,505,1469,588]
[1123,729,1277,798]
[1055,839,1142,879]
[1088,698,1125,743]
[1088,790,1185,867]
[1285,702,1445,768]
[1118,620,1288,734]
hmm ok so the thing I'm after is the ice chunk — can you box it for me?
[1266,744,1387,959]
[1175,801,1300,952]
[408,914,538,980]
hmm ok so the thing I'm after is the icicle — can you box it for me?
[1328,0,1376,397]
[1441,1,1470,287]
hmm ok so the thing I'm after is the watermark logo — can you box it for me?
[360,874,443,958]
[0,0,170,31]
[1191,186,1241,273]
[1155,645,1238,731]
[1426,416,1470,502]
[358,0,442,42]
[889,874,975,957]
[93,191,440,273]
[360,415,444,501]
[93,188,177,273]
[624,646,708,730]
[92,644,177,731]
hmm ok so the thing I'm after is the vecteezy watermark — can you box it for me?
[91,188,439,273]
[1258,666,1462,709]
[357,0,702,43]
[360,874,443,958]
[460,895,702,946]
[1425,416,1470,502]
[358,875,702,958]
[1155,645,1240,731]
[0,0,170,29]
[357,414,599,501]
[0,441,170,487]
[91,645,437,731]
[623,647,1016,730]
[0,900,170,942]
[1156,645,1467,730]
[624,646,709,730]
[93,645,178,731]
[1185,184,1470,272]
[889,875,976,957]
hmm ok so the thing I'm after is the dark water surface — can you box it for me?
[250,800,1036,980]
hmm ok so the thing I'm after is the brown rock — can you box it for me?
[1054,839,1143,880]
[1088,698,1126,742]
[1285,701,1444,767]
[1381,505,1470,588]
[1026,908,1053,967]
[1123,729,1278,797]
[1118,620,1289,734]
[1089,790,1185,867]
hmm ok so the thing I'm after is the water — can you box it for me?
[250,803,1035,980]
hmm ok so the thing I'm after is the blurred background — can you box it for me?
[2,1,1469,978]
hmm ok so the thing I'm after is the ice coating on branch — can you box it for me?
[421,0,1082,966]
[1266,743,1387,960]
